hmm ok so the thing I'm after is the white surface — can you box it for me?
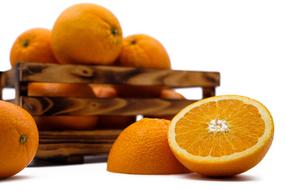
[0,0,284,189]
[0,162,274,189]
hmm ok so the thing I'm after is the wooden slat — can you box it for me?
[21,96,195,116]
[39,129,121,140]
[1,69,16,88]
[39,139,115,144]
[37,143,112,158]
[18,62,220,88]
[202,87,216,98]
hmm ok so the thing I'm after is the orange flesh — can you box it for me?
[175,99,265,157]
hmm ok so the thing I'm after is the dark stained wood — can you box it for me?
[0,70,16,99]
[22,96,195,116]
[0,63,220,162]
[202,87,216,98]
[39,129,121,139]
[15,64,21,105]
[40,138,115,144]
[36,130,121,160]
[0,69,16,88]
[37,143,112,158]
[17,62,220,88]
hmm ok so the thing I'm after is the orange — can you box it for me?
[90,84,117,98]
[10,28,57,67]
[168,95,274,176]
[51,3,123,65]
[29,83,98,130]
[117,34,171,69]
[115,34,171,98]
[160,89,185,100]
[91,84,136,129]
[0,101,38,179]
[107,118,188,174]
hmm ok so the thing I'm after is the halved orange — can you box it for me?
[168,95,274,177]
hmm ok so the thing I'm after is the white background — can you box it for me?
[0,0,284,189]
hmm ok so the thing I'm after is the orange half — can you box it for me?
[168,95,274,176]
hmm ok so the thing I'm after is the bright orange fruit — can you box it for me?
[115,34,171,98]
[0,101,39,179]
[10,28,57,67]
[168,95,274,177]
[51,3,123,65]
[107,118,188,174]
[117,34,171,69]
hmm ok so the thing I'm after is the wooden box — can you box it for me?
[0,63,220,163]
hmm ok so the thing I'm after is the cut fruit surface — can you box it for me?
[168,95,274,176]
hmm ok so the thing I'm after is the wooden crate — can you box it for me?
[0,63,220,163]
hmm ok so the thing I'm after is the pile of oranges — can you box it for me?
[2,2,181,179]
[9,3,183,131]
[0,2,274,180]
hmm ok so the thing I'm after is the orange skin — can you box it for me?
[51,3,123,65]
[91,84,136,129]
[107,118,188,174]
[0,101,38,179]
[160,89,185,100]
[117,34,171,69]
[90,84,118,98]
[115,34,171,97]
[29,83,98,130]
[10,28,57,67]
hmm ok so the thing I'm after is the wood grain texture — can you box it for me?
[39,130,121,142]
[17,62,220,88]
[202,87,216,98]
[22,96,195,116]
[36,130,121,159]
[37,143,112,158]
[0,69,16,99]
[0,63,220,162]
[0,69,16,88]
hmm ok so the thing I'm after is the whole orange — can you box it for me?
[51,3,123,65]
[29,83,98,130]
[0,101,38,179]
[117,34,171,69]
[115,34,171,98]
[10,28,57,67]
[107,118,188,174]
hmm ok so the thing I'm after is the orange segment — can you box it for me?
[168,95,274,176]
